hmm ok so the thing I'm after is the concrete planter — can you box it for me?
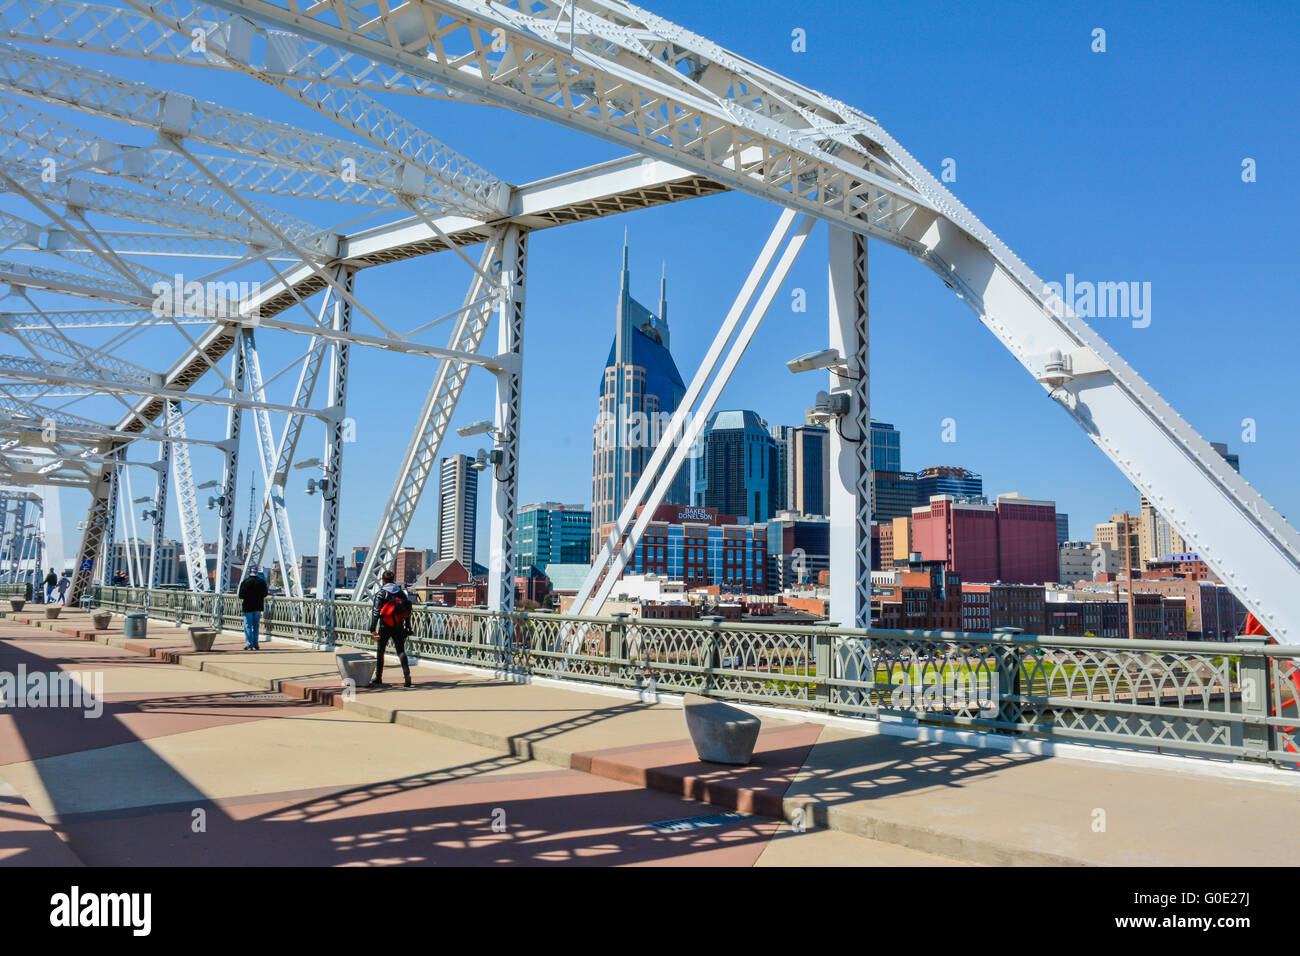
[92,611,112,630]
[188,627,218,652]
[9,599,24,612]
[44,605,62,620]
[683,694,761,765]
[335,652,376,688]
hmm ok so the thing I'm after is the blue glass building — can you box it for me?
[516,503,591,573]
[694,409,777,524]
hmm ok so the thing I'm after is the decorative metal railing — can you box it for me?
[84,586,1300,770]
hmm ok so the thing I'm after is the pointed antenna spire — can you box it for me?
[616,227,632,364]
[656,260,670,350]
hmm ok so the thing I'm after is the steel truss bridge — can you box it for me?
[0,0,1296,643]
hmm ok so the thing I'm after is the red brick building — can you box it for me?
[912,493,1058,586]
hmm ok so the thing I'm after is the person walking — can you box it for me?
[237,569,269,650]
[367,569,413,688]
[43,568,57,604]
[57,571,70,605]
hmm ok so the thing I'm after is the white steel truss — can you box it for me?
[0,0,1290,641]
[164,400,208,590]
[354,232,503,596]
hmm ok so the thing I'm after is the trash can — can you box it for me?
[124,612,148,640]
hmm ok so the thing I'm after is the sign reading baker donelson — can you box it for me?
[676,508,711,522]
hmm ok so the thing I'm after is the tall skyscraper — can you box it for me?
[437,453,477,566]
[769,424,792,513]
[780,424,821,520]
[772,415,897,519]
[591,241,687,553]
[1056,513,1070,546]
[870,420,902,472]
[694,409,777,524]
[915,465,983,501]
[872,469,921,521]
[517,502,591,572]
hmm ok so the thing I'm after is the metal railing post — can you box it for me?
[610,612,628,660]
[998,637,1027,731]
[703,614,723,696]
[1239,646,1272,763]
[814,629,832,710]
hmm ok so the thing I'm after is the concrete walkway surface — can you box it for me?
[3,606,1299,866]
[0,608,953,866]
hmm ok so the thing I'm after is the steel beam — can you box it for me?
[314,268,352,638]
[147,409,171,588]
[214,337,243,594]
[827,226,869,629]
[355,233,502,596]
[487,227,527,615]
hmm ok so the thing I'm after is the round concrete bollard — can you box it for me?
[44,605,62,620]
[9,599,25,612]
[91,611,112,629]
[124,612,148,639]
[188,627,218,652]
[682,694,762,765]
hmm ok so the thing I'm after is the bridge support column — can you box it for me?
[70,472,111,605]
[828,227,871,703]
[215,341,245,597]
[96,455,121,588]
[487,226,528,617]
[149,413,173,589]
[316,268,355,643]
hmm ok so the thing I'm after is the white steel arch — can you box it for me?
[0,0,1291,641]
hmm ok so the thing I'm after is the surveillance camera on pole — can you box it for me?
[470,447,504,472]
[807,390,851,425]
[785,348,849,376]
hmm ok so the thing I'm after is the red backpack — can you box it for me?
[379,590,412,629]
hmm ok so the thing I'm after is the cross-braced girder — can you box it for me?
[0,0,1292,642]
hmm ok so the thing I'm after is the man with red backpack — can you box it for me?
[367,569,414,688]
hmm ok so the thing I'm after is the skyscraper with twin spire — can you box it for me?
[591,238,689,554]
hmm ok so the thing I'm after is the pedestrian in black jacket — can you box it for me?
[368,569,413,688]
[237,571,269,650]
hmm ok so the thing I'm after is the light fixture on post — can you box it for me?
[785,348,855,378]
[456,420,501,440]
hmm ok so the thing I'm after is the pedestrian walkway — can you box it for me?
[0,608,955,866]
[6,606,1300,866]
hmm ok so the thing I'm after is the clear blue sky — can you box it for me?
[40,0,1299,570]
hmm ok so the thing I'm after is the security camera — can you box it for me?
[807,390,851,424]
[786,348,847,375]
[470,448,504,471]
[456,420,497,438]
[306,477,332,496]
